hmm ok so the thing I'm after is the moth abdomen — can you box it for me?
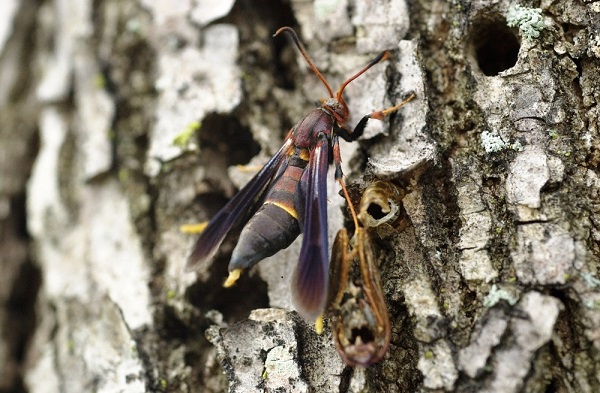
[228,165,305,271]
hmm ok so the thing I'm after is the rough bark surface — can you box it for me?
[0,0,599,392]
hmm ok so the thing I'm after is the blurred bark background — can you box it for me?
[0,0,599,392]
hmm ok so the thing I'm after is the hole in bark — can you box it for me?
[469,17,520,76]
[561,23,582,45]
[225,0,298,91]
[199,113,261,166]
[191,192,230,222]
[366,202,388,220]
[186,253,270,322]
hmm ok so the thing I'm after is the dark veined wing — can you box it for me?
[292,134,329,321]
[186,137,294,271]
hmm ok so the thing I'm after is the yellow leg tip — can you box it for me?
[180,222,208,234]
[315,314,324,334]
[236,164,264,172]
[223,269,243,288]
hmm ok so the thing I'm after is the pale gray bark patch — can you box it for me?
[146,23,242,176]
[454,168,497,283]
[190,0,236,27]
[505,145,549,210]
[512,223,576,285]
[352,0,410,54]
[368,39,435,177]
[417,340,458,390]
[28,296,147,393]
[17,1,153,391]
[207,308,343,392]
[74,54,115,179]
[0,0,19,54]
[483,292,561,393]
[459,307,509,378]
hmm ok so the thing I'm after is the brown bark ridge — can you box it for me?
[0,0,598,392]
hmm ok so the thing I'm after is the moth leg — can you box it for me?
[183,219,241,288]
[180,220,243,287]
[332,135,360,231]
[223,268,242,287]
[367,91,416,121]
[181,220,241,287]
[315,316,324,334]
[180,222,209,234]
[235,164,264,172]
[337,92,416,142]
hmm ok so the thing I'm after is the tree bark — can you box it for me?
[1,0,599,392]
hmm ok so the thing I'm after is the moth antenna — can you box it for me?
[274,27,334,98]
[336,51,390,101]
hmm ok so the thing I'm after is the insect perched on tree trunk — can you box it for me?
[186,26,415,324]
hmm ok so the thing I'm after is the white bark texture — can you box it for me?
[0,0,599,392]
